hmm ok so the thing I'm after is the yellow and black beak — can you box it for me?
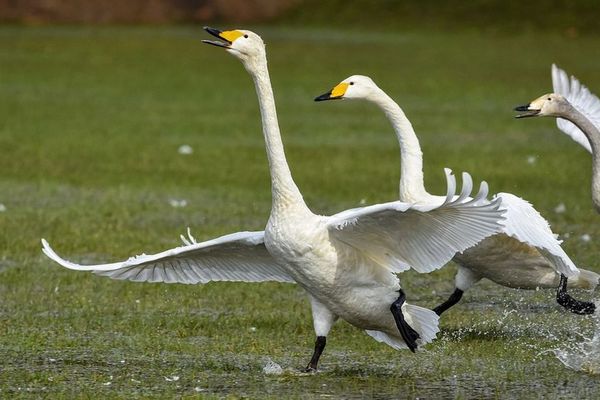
[514,104,541,118]
[202,26,243,49]
[314,82,349,102]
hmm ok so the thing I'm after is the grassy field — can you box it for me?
[1,25,600,398]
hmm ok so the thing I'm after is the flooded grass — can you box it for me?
[1,26,600,398]
[555,301,600,375]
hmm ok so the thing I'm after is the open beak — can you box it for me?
[202,26,232,49]
[514,104,541,118]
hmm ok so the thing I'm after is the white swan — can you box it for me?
[515,64,600,213]
[41,28,505,371]
[315,75,598,316]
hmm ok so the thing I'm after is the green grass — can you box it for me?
[1,25,600,398]
[281,0,600,35]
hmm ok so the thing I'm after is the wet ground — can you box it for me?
[2,25,600,398]
[2,261,599,399]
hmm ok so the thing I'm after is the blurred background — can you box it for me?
[2,1,600,398]
[1,0,598,33]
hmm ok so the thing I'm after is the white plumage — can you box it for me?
[552,64,600,153]
[316,75,597,315]
[42,231,294,284]
[43,169,501,282]
[495,193,577,277]
[326,169,500,274]
[516,64,600,216]
[42,29,506,369]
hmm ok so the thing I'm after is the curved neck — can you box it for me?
[369,88,429,202]
[245,56,307,214]
[561,104,600,212]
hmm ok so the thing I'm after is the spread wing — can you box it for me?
[41,231,295,284]
[552,64,599,153]
[327,169,505,274]
[495,193,579,277]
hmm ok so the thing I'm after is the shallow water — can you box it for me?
[262,358,284,375]
[555,300,600,375]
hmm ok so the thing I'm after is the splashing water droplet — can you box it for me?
[555,300,600,374]
[262,358,283,375]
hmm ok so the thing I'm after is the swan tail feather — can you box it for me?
[403,303,439,345]
[364,330,408,350]
[570,268,600,290]
[365,303,439,350]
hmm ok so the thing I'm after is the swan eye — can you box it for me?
[244,34,248,38]
[350,82,354,85]
[547,97,552,101]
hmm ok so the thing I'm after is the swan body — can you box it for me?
[516,64,600,213]
[42,29,506,369]
[316,75,598,315]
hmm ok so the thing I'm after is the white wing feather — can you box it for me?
[41,231,295,284]
[551,64,599,153]
[327,169,505,274]
[495,193,578,277]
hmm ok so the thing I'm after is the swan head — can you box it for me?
[202,27,265,66]
[314,75,380,102]
[514,93,570,118]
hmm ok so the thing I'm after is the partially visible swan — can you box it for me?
[41,29,506,371]
[315,75,598,315]
[515,64,600,213]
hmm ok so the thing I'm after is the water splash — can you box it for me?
[262,358,283,375]
[554,301,600,374]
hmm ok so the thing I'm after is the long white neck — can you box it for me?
[369,88,429,202]
[244,55,308,215]
[561,104,600,213]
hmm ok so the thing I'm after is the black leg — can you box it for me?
[556,274,596,315]
[304,336,326,372]
[390,289,420,353]
[433,288,464,316]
